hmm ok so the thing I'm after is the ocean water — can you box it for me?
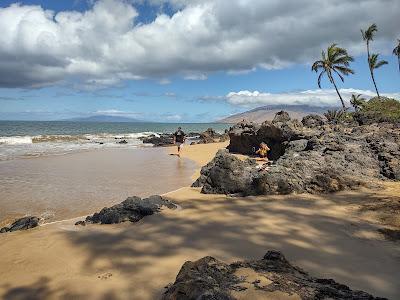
[0,121,231,161]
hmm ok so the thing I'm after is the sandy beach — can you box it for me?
[0,142,399,299]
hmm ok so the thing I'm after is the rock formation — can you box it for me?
[141,134,175,147]
[197,128,229,144]
[0,216,40,233]
[195,113,400,195]
[163,250,385,300]
[75,195,176,225]
[192,149,257,194]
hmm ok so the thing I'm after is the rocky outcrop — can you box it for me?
[192,149,257,194]
[0,216,40,233]
[197,128,229,144]
[141,134,175,147]
[163,250,385,300]
[75,195,176,225]
[302,114,325,127]
[196,112,400,195]
[272,110,291,123]
[227,117,308,160]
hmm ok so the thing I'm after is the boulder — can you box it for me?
[272,110,291,123]
[192,149,257,195]
[227,114,308,160]
[198,128,229,144]
[302,114,325,127]
[163,251,385,300]
[141,134,174,147]
[76,195,176,225]
[0,216,40,233]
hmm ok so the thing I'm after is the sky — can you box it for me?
[0,0,399,122]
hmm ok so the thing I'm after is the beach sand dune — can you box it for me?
[0,143,399,299]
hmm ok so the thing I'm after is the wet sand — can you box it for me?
[0,142,399,299]
[0,147,196,224]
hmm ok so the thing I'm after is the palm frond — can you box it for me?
[332,69,344,82]
[362,23,377,41]
[369,53,388,70]
[334,66,355,75]
[375,60,388,69]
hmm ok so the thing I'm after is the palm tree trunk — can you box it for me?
[366,41,380,98]
[398,55,400,72]
[328,72,346,109]
[371,69,380,98]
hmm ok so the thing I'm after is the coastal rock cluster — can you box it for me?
[194,112,400,195]
[197,128,229,144]
[0,216,40,233]
[75,195,176,225]
[163,250,385,300]
[141,129,228,147]
[141,134,175,147]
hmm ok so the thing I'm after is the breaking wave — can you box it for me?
[0,132,160,160]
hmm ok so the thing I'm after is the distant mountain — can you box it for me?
[219,105,333,124]
[64,115,144,123]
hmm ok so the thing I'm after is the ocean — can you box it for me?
[0,121,231,161]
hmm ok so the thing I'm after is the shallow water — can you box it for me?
[0,148,196,224]
[0,121,231,160]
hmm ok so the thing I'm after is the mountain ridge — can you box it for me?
[63,115,145,123]
[219,104,334,124]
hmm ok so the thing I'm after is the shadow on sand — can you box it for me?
[2,188,399,299]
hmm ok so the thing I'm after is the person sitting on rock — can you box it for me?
[255,142,270,161]
[173,127,186,157]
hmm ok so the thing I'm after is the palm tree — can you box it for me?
[324,109,345,124]
[368,53,388,97]
[393,39,400,72]
[361,24,385,98]
[312,44,354,109]
[350,94,366,112]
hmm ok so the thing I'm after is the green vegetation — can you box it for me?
[324,109,346,124]
[357,96,400,121]
[312,44,354,109]
[350,94,366,112]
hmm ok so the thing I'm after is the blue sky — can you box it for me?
[0,0,399,122]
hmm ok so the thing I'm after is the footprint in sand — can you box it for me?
[98,272,113,280]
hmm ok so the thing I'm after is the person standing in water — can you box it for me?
[173,127,186,157]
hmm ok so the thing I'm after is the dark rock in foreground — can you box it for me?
[0,216,40,233]
[197,112,400,195]
[76,195,176,225]
[163,250,385,300]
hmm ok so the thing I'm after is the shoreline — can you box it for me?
[0,146,199,224]
[0,142,399,299]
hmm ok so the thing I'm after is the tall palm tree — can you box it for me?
[393,39,400,72]
[312,44,354,109]
[368,53,388,97]
[361,24,383,98]
[350,94,366,112]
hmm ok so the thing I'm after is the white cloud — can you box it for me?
[226,89,400,107]
[94,109,141,116]
[0,0,399,88]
